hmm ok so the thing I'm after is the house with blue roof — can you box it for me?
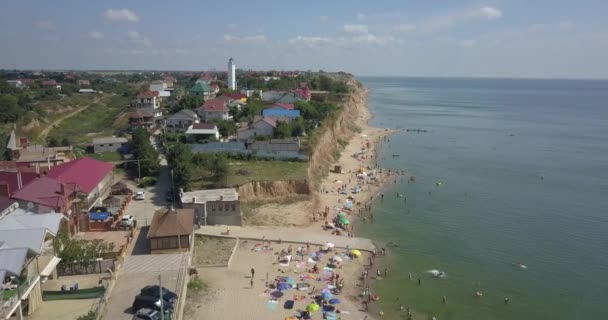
[262,109,301,119]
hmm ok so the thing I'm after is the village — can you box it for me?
[0,60,395,320]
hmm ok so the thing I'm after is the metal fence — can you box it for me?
[57,259,115,276]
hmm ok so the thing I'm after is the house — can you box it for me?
[185,123,220,142]
[211,83,220,94]
[92,136,128,154]
[135,91,160,109]
[0,212,66,319]
[293,86,312,101]
[42,80,61,90]
[6,80,25,89]
[198,73,216,83]
[262,108,301,119]
[266,103,295,110]
[0,196,18,219]
[149,80,167,93]
[147,208,194,254]
[196,98,230,122]
[236,116,277,140]
[6,133,74,171]
[262,90,286,102]
[46,157,115,201]
[277,92,306,104]
[221,93,247,102]
[0,171,39,197]
[129,109,155,130]
[189,82,215,100]
[18,78,34,86]
[77,79,90,86]
[78,89,96,94]
[165,109,200,133]
[240,89,263,98]
[180,188,241,225]
[162,76,176,86]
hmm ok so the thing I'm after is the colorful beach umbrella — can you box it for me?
[337,212,346,218]
[277,282,291,291]
[339,217,350,225]
[321,288,331,294]
[306,302,320,312]
[350,249,362,257]
[321,291,334,299]
[284,277,296,285]
[271,291,284,298]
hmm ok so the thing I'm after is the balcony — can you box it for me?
[0,274,37,318]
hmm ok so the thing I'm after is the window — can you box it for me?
[225,203,229,211]
[99,144,104,147]
[219,203,223,211]
[211,204,216,211]
[108,144,113,147]
[231,203,236,211]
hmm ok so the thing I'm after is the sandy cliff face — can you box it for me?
[237,179,311,200]
[308,78,368,190]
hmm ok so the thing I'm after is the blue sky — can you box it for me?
[1,0,608,78]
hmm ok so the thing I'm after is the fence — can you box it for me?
[57,259,115,276]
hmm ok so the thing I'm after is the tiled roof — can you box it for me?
[190,82,213,93]
[46,157,114,194]
[130,109,154,119]
[0,171,39,195]
[137,91,160,99]
[223,93,247,100]
[11,176,77,210]
[202,99,229,112]
[147,208,194,238]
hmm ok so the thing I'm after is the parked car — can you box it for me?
[140,285,178,304]
[135,191,145,200]
[120,215,134,227]
[132,295,173,314]
[132,308,171,320]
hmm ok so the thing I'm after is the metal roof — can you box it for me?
[0,211,65,234]
[0,247,29,280]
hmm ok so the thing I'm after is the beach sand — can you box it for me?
[184,83,402,320]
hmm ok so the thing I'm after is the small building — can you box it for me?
[46,157,115,202]
[236,116,277,141]
[180,188,241,226]
[262,90,286,102]
[78,88,96,94]
[129,109,155,130]
[92,136,128,154]
[135,91,160,109]
[196,99,230,122]
[262,108,301,119]
[147,208,194,254]
[6,80,25,89]
[185,123,220,142]
[42,80,61,90]
[189,82,215,100]
[77,79,90,86]
[165,109,200,133]
[277,92,306,104]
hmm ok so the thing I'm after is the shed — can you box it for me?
[147,208,194,254]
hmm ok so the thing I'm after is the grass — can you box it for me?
[226,160,308,186]
[193,235,236,266]
[187,277,208,293]
[47,94,131,145]
[42,287,105,301]
[88,151,123,162]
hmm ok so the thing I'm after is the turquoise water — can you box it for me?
[358,77,608,320]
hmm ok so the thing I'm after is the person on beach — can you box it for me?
[504,297,510,304]
[250,278,253,288]
[377,269,381,277]
[442,295,447,304]
[250,268,255,278]
[384,268,388,277]
[418,277,421,286]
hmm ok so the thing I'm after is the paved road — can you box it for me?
[196,225,376,251]
[126,157,173,227]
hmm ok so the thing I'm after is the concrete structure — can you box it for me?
[77,79,90,86]
[92,136,128,153]
[78,89,96,94]
[185,123,220,141]
[180,188,241,226]
[135,91,160,109]
[250,137,301,153]
[165,109,199,133]
[5,80,25,89]
[227,57,236,90]
[129,109,155,130]
[147,208,194,254]
[6,132,74,171]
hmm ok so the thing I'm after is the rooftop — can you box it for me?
[181,188,239,204]
[92,136,128,145]
[11,176,77,210]
[147,208,194,238]
[46,157,114,194]
[202,98,229,112]
[137,91,160,99]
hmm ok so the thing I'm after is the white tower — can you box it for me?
[227,57,236,90]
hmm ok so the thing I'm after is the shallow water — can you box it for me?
[358,77,608,320]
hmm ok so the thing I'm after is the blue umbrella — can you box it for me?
[329,298,341,304]
[284,277,296,285]
[277,282,291,291]
[321,291,333,299]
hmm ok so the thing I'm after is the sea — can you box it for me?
[357,77,608,320]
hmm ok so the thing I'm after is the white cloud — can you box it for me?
[34,20,57,31]
[288,36,330,46]
[88,31,104,40]
[343,24,369,34]
[478,7,502,19]
[223,34,266,44]
[103,9,139,22]
[394,24,417,33]
[127,30,151,47]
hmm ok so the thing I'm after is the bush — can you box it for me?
[138,176,157,188]
[187,277,207,292]
[76,311,97,320]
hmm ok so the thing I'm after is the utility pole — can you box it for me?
[159,271,163,316]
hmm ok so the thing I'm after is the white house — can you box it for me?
[135,91,160,109]
[196,99,231,122]
[6,80,25,89]
[185,123,220,141]
[165,109,200,133]
[236,116,277,140]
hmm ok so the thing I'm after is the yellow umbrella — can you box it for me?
[350,249,362,257]
[306,302,320,312]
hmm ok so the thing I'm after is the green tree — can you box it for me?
[48,137,60,147]
[0,95,22,123]
[275,121,293,138]
[61,138,71,146]
[167,142,194,190]
[217,120,236,137]
[131,128,160,177]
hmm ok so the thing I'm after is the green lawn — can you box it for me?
[47,95,131,145]
[87,151,123,162]
[226,160,308,185]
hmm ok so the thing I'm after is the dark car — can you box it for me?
[140,285,178,304]
[132,308,171,320]
[132,295,173,314]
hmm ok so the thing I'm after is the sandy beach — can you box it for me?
[185,82,402,320]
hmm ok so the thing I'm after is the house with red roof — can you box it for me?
[292,87,312,101]
[0,171,39,196]
[196,98,231,122]
[46,157,114,200]
[42,80,61,90]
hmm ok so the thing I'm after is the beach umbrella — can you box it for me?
[306,302,320,312]
[329,298,341,304]
[297,282,310,290]
[284,277,296,285]
[332,256,343,263]
[350,249,362,257]
[337,212,346,218]
[326,242,335,248]
[277,282,291,291]
[271,291,284,298]
[339,217,350,225]
[320,288,331,294]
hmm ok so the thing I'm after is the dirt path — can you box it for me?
[38,95,104,141]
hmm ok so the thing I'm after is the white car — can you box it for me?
[120,215,134,227]
[134,191,145,200]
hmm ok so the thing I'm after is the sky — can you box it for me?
[1,0,608,78]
